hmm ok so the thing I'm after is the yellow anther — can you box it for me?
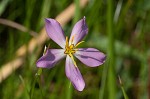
[69,44,74,49]
[66,36,69,47]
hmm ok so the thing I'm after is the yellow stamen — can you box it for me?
[66,36,69,47]
[64,36,84,67]
[69,54,77,67]
[75,41,84,47]
[70,34,76,44]
[69,44,74,49]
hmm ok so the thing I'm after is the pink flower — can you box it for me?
[36,17,106,91]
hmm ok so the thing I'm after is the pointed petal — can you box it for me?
[69,17,88,45]
[74,48,106,67]
[65,55,85,91]
[36,49,65,68]
[45,18,66,48]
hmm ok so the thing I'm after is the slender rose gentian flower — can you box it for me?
[36,17,106,91]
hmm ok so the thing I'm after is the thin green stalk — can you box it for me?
[66,81,73,99]
[99,62,109,99]
[118,76,129,99]
[116,0,132,37]
[121,86,129,99]
[24,0,36,27]
[73,0,80,24]
[30,76,36,99]
[30,68,43,99]
[37,0,52,30]
[107,0,116,99]
[19,75,30,98]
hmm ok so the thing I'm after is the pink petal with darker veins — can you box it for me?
[36,49,65,68]
[65,55,85,91]
[45,18,66,48]
[69,17,88,45]
[75,48,106,67]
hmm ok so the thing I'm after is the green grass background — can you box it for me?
[0,0,150,99]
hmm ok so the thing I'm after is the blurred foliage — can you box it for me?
[0,0,150,99]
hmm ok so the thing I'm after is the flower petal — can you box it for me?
[65,55,85,91]
[69,17,88,45]
[74,48,106,67]
[36,49,65,68]
[45,18,66,48]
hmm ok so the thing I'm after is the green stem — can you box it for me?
[73,0,80,24]
[107,0,116,99]
[99,63,109,99]
[30,68,43,99]
[66,81,73,99]
[30,76,36,99]
[119,76,129,99]
[121,86,129,99]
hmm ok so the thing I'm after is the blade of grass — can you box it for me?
[0,0,12,16]
[30,68,43,99]
[37,0,52,30]
[99,62,109,99]
[73,0,81,23]
[24,0,36,28]
[114,0,123,24]
[66,80,73,99]
[116,0,133,37]
[19,75,30,98]
[118,76,129,99]
[107,0,116,99]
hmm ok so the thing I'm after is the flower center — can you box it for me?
[64,36,84,56]
[64,36,76,56]
[64,36,84,67]
[64,44,76,55]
